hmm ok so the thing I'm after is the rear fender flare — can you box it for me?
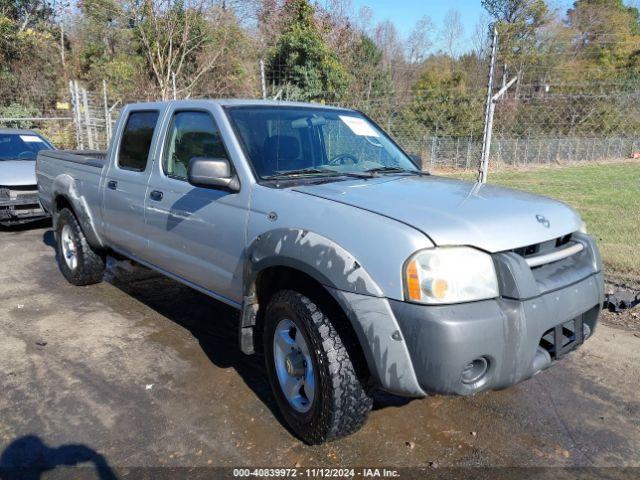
[51,174,103,248]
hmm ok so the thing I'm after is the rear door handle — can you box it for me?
[149,190,163,201]
[107,180,117,190]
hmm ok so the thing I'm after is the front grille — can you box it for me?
[5,185,38,202]
[0,185,40,212]
[513,233,573,259]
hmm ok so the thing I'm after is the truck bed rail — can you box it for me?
[38,150,107,169]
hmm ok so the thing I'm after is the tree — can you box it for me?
[407,56,485,137]
[344,34,393,114]
[407,15,433,64]
[481,0,550,83]
[567,0,640,78]
[75,0,143,95]
[0,0,54,32]
[440,9,464,61]
[265,0,348,101]
[0,0,63,111]
[132,0,207,100]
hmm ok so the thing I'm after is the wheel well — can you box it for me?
[54,195,73,214]
[253,266,371,382]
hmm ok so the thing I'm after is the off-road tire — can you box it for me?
[55,208,105,286]
[263,289,373,444]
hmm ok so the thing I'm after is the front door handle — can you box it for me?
[107,180,117,190]
[149,190,163,201]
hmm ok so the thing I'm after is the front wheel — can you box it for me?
[264,290,373,444]
[55,208,105,286]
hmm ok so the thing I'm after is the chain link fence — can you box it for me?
[2,76,640,171]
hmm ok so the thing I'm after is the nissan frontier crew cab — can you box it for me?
[36,100,604,444]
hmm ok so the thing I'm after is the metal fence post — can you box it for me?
[102,79,111,147]
[72,80,84,150]
[478,27,498,183]
[430,136,436,170]
[619,137,624,158]
[465,137,472,170]
[81,87,94,150]
[69,80,80,150]
[260,59,267,100]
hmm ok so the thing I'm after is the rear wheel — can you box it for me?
[55,208,105,285]
[264,289,373,444]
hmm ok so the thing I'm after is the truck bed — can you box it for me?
[36,150,108,227]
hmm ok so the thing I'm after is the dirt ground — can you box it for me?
[1,223,639,474]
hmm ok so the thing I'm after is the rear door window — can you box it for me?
[118,111,159,171]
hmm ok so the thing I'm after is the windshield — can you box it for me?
[226,106,418,179]
[0,133,53,161]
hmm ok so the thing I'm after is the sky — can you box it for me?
[348,0,581,52]
[351,0,486,39]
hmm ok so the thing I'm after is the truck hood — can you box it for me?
[0,160,37,186]
[292,175,582,253]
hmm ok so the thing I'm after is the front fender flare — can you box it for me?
[245,228,383,297]
[240,228,424,397]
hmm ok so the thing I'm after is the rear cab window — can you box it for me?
[117,111,159,171]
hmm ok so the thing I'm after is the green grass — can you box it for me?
[440,162,640,283]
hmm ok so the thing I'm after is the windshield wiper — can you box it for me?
[264,167,373,180]
[364,166,429,176]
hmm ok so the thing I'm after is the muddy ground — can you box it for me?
[1,223,639,474]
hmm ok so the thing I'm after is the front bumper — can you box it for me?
[390,271,603,395]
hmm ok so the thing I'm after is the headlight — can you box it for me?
[404,247,499,304]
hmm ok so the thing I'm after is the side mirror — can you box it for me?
[187,157,239,191]
[409,153,422,165]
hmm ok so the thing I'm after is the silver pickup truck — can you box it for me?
[36,100,603,444]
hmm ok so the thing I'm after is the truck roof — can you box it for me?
[125,98,353,111]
